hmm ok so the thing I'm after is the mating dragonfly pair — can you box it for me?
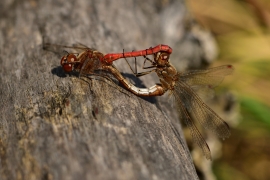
[44,42,233,160]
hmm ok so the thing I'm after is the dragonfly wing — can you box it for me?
[72,43,96,50]
[188,85,215,100]
[172,90,212,160]
[173,80,231,139]
[178,65,233,102]
[180,65,234,88]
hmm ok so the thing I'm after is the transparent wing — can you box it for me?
[180,65,234,88]
[171,77,231,159]
[43,42,93,55]
[172,90,212,160]
[71,43,97,52]
[179,65,233,100]
[174,80,231,138]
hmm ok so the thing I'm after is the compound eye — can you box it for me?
[67,54,77,63]
[161,53,169,61]
[62,63,73,72]
[60,55,73,72]
[60,56,68,66]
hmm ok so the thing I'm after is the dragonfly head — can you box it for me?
[155,52,170,66]
[60,53,78,72]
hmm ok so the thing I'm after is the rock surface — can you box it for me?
[0,0,219,179]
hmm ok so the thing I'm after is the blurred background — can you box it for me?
[186,0,270,180]
[1,0,269,179]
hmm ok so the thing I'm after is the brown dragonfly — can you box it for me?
[103,45,233,160]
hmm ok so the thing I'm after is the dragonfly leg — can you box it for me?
[81,72,131,97]
[122,49,156,77]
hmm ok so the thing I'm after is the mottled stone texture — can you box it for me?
[0,0,218,179]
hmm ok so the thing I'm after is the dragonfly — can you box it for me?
[44,42,233,160]
[103,45,233,160]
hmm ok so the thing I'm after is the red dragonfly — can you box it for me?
[102,44,172,64]
[44,43,233,160]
